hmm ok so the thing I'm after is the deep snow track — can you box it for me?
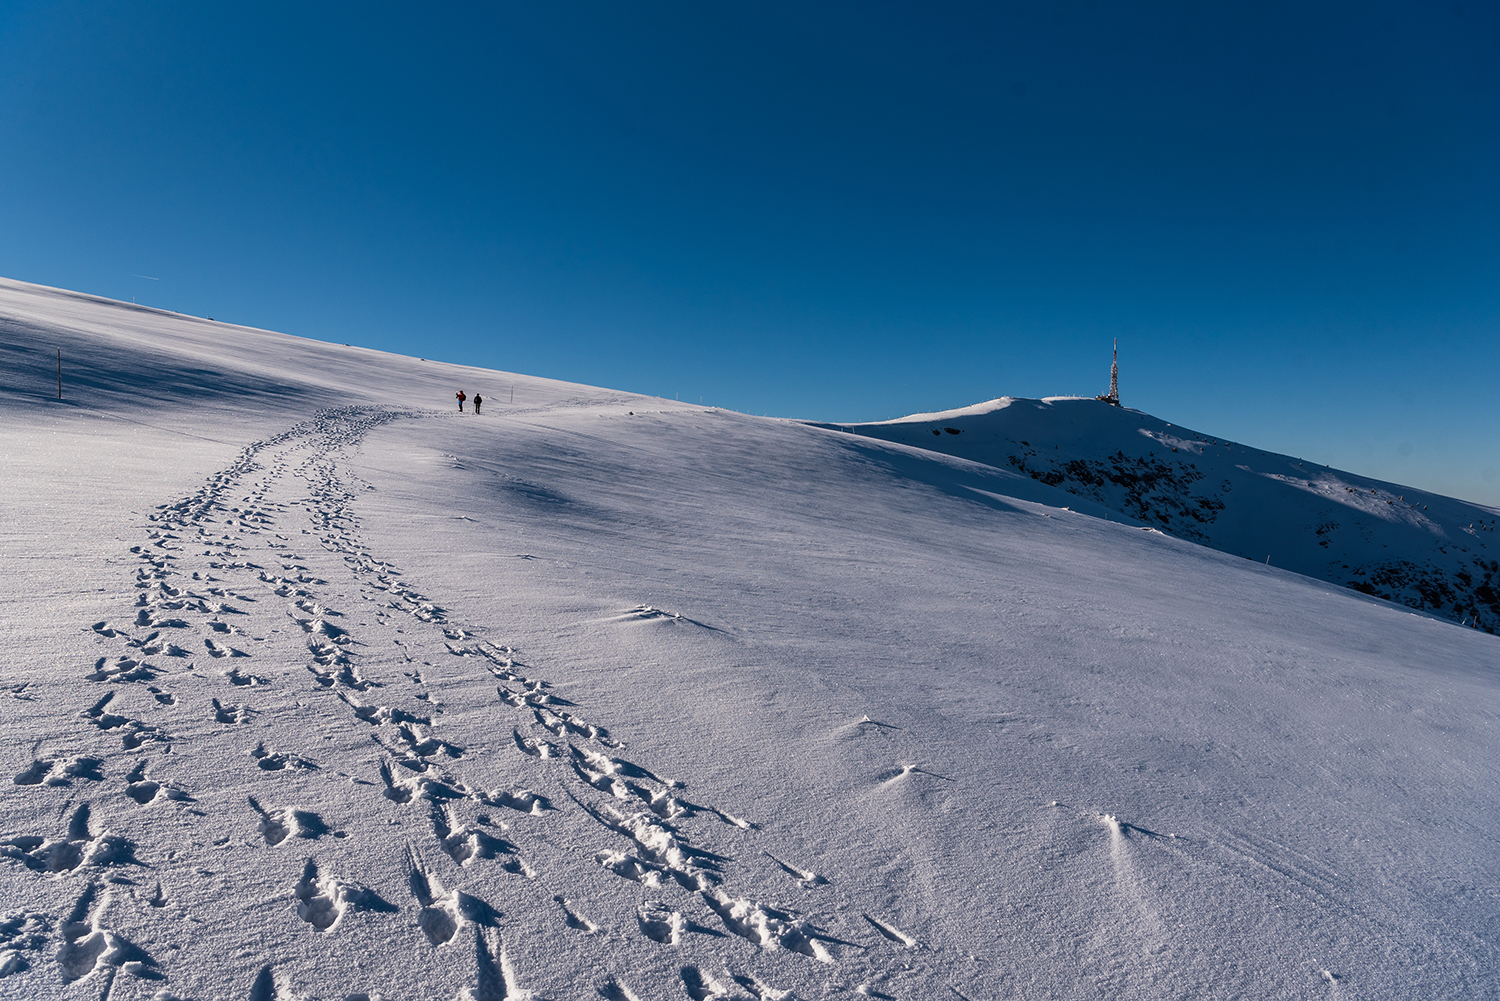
[3,407,915,999]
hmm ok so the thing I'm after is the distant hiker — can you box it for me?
[473,394,482,414]
[456,390,466,412]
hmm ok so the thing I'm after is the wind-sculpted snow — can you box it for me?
[1,278,1497,998]
[0,405,925,998]
[828,397,1500,633]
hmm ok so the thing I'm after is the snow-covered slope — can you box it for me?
[1,278,1497,1000]
[821,398,1500,634]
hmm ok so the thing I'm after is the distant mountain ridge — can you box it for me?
[819,397,1500,635]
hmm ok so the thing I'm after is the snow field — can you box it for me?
[0,277,1496,999]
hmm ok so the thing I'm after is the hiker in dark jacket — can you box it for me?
[474,394,482,414]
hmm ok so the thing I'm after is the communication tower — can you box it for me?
[1096,340,1120,406]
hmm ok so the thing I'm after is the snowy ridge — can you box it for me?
[1,278,1497,998]
[824,398,1500,633]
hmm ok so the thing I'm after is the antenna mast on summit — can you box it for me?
[1097,339,1120,406]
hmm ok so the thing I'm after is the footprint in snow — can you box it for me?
[13,756,104,787]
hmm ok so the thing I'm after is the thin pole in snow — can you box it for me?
[510,385,514,404]
[57,349,62,399]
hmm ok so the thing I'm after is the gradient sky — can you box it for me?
[2,1,1496,504]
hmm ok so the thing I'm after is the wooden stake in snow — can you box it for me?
[57,348,62,400]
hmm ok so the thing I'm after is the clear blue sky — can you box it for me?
[2,1,1497,504]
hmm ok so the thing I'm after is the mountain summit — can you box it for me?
[821,397,1499,634]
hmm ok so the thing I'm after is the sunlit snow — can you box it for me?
[1,278,1496,1000]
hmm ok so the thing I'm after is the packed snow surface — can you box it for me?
[1,277,1496,1000]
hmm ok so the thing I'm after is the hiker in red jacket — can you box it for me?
[456,390,466,412]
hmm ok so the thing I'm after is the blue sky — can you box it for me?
[2,1,1497,504]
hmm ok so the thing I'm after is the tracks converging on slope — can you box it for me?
[3,405,921,999]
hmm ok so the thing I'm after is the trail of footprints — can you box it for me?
[3,405,924,998]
